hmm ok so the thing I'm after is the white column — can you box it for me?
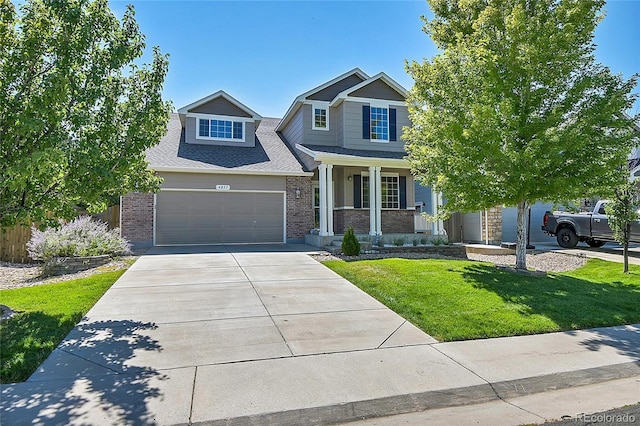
[375,166,382,235]
[369,166,377,236]
[319,164,328,236]
[437,192,444,235]
[431,188,438,235]
[326,164,334,236]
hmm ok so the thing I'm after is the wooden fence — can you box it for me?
[0,224,33,263]
[0,206,121,264]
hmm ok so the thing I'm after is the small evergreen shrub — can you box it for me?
[27,216,132,262]
[413,239,419,246]
[420,237,428,245]
[431,236,448,246]
[341,226,361,256]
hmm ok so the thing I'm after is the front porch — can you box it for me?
[311,162,443,236]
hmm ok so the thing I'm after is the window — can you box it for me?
[370,107,388,141]
[197,118,244,141]
[359,175,399,209]
[312,103,329,130]
[381,176,399,209]
[363,105,396,142]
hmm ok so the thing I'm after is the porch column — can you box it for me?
[368,166,382,236]
[326,164,334,236]
[319,164,328,236]
[375,166,382,235]
[431,189,445,235]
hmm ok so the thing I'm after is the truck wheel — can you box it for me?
[557,228,578,248]
[587,239,606,248]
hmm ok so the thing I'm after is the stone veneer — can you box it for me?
[286,176,314,241]
[120,192,154,247]
[334,209,414,234]
[484,206,502,244]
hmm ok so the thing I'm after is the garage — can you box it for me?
[155,190,285,245]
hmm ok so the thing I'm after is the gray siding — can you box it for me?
[190,97,252,117]
[341,101,408,153]
[281,108,303,147]
[160,172,286,191]
[308,74,366,101]
[463,212,482,242]
[184,116,256,148]
[336,102,344,145]
[502,202,556,244]
[349,79,405,101]
[414,183,434,214]
[301,104,337,146]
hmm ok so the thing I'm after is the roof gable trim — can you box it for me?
[330,73,407,107]
[178,90,262,121]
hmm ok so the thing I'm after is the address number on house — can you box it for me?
[215,185,231,191]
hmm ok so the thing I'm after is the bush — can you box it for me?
[393,237,406,247]
[27,216,131,261]
[341,226,361,256]
[431,236,448,246]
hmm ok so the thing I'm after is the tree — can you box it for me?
[0,0,171,228]
[604,180,639,273]
[404,0,638,270]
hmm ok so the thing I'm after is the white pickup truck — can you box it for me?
[541,200,640,248]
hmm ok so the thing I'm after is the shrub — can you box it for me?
[27,216,131,261]
[431,236,448,246]
[341,226,361,256]
[413,239,419,246]
[420,237,428,245]
[393,237,406,246]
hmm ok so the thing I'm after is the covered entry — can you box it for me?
[155,190,285,245]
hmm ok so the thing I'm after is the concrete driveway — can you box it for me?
[2,244,639,425]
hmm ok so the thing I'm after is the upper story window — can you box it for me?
[362,104,396,142]
[312,102,329,131]
[370,107,388,141]
[197,117,244,141]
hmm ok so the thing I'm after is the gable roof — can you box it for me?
[275,68,369,132]
[147,114,310,176]
[177,90,262,124]
[330,72,407,107]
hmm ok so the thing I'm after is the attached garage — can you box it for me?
[155,190,285,245]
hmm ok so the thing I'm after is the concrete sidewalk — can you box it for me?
[1,245,639,425]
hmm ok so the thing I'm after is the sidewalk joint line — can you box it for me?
[188,366,197,425]
[232,252,295,357]
[377,320,406,349]
[56,348,123,375]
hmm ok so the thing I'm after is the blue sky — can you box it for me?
[109,0,639,118]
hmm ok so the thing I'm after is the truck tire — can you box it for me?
[557,228,578,248]
[587,239,606,248]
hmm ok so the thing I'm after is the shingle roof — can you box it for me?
[147,114,308,175]
[300,144,407,160]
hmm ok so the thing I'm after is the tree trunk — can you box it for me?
[515,200,529,270]
[623,224,630,274]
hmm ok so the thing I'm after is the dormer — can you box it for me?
[178,91,262,148]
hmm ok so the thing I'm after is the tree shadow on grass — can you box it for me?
[461,264,640,360]
[1,316,168,425]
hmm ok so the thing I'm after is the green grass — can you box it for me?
[0,268,129,383]
[323,258,640,342]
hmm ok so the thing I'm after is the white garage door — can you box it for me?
[155,191,284,245]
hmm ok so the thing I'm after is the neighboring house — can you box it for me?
[121,69,440,247]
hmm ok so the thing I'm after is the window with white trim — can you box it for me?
[370,107,388,141]
[360,174,399,209]
[197,117,244,141]
[312,103,329,130]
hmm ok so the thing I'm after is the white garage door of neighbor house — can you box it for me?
[155,191,284,245]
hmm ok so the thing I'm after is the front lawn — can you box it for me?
[323,258,640,341]
[0,268,129,383]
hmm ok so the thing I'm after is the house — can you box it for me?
[120,69,442,248]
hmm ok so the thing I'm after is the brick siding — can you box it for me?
[286,176,314,240]
[485,206,502,244]
[381,210,415,233]
[334,209,415,234]
[120,192,154,246]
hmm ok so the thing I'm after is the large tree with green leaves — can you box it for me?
[0,0,171,227]
[405,0,638,269]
